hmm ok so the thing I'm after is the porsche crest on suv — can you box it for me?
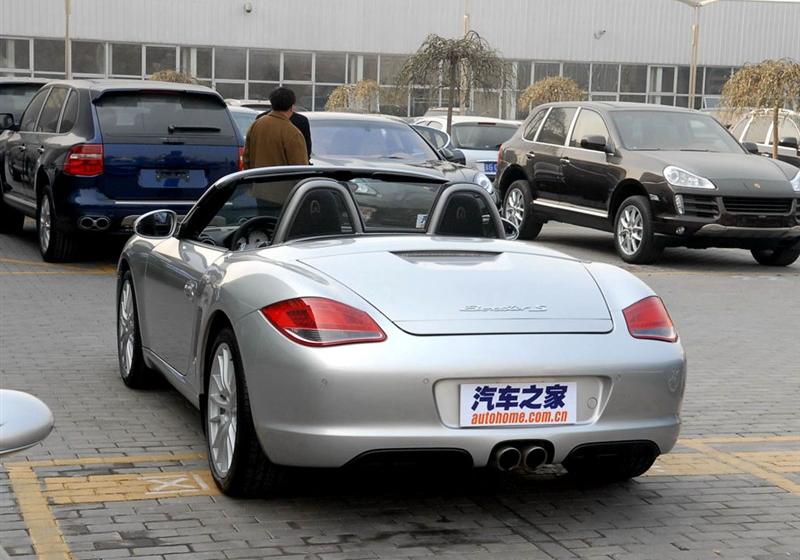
[495,102,800,265]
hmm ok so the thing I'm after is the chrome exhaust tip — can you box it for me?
[78,216,111,231]
[494,446,522,471]
[522,445,548,472]
[95,216,110,230]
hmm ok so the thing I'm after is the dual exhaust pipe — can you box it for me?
[494,444,548,473]
[78,216,111,231]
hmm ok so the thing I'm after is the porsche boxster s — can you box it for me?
[116,165,685,496]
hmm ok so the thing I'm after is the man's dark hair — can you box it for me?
[269,87,296,111]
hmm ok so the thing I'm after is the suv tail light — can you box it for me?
[261,297,386,347]
[237,147,245,171]
[623,296,677,342]
[64,144,104,176]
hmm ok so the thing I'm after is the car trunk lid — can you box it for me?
[300,249,612,335]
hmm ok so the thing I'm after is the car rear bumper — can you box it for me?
[234,310,686,469]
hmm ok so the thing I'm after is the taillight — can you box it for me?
[261,297,386,347]
[237,146,245,171]
[622,296,677,343]
[63,144,104,176]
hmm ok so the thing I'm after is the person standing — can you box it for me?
[243,87,309,168]
[290,110,312,158]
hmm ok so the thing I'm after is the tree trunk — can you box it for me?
[446,58,456,136]
[772,105,779,159]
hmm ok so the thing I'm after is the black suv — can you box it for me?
[0,80,243,261]
[495,102,800,265]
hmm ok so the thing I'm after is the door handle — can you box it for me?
[18,145,26,152]
[526,151,536,158]
[37,146,45,154]
[560,157,571,164]
[183,281,197,300]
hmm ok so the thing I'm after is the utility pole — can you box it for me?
[459,0,470,116]
[688,4,699,108]
[65,0,72,79]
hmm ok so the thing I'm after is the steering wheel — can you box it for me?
[229,216,279,251]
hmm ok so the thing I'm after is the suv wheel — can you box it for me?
[502,180,543,240]
[751,246,800,267]
[37,188,76,262]
[613,195,662,264]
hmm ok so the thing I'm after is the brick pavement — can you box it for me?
[1,221,800,560]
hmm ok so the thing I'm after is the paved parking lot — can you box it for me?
[2,220,800,560]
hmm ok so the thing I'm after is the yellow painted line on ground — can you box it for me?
[5,463,73,560]
[42,469,219,504]
[687,434,800,444]
[682,440,800,494]
[733,450,800,473]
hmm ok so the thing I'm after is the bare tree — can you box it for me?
[518,76,585,113]
[395,31,513,133]
[148,70,200,84]
[722,59,800,159]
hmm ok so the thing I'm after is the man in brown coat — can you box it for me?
[243,87,309,168]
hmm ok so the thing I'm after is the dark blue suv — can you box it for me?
[0,80,243,261]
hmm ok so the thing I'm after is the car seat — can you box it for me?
[287,190,344,240]
[437,193,485,237]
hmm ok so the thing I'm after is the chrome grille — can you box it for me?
[682,195,719,218]
[722,197,793,214]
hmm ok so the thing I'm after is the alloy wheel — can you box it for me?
[117,281,136,377]
[207,343,238,479]
[38,197,51,253]
[504,188,525,227]
[617,205,644,256]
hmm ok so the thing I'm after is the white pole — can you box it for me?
[688,5,699,108]
[65,0,72,79]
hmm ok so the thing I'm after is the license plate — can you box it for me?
[459,382,577,427]
[483,162,497,174]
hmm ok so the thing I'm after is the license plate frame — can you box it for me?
[459,382,577,427]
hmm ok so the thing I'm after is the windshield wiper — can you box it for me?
[168,125,221,134]
[679,148,712,152]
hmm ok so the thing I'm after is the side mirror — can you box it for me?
[778,136,799,150]
[741,141,760,154]
[440,147,467,165]
[501,218,519,240]
[133,209,177,238]
[580,135,612,153]
[0,390,54,457]
[0,113,15,131]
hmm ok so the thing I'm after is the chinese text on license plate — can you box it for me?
[459,382,577,427]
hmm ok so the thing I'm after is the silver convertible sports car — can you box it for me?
[116,165,685,496]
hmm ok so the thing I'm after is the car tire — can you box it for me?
[37,188,76,262]
[563,450,657,484]
[613,195,663,264]
[117,271,155,389]
[205,327,285,497]
[502,180,543,240]
[750,246,800,267]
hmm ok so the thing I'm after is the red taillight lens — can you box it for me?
[63,144,104,176]
[622,296,677,343]
[237,146,245,171]
[261,297,386,347]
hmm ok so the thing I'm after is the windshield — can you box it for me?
[96,91,237,144]
[310,119,439,162]
[611,110,743,153]
[231,110,258,136]
[451,123,518,150]
[0,84,43,121]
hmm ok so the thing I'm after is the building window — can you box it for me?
[516,60,532,90]
[111,43,142,76]
[180,47,212,79]
[363,55,378,82]
[704,67,732,95]
[215,82,245,100]
[315,52,346,83]
[620,65,647,93]
[289,84,313,110]
[33,39,65,74]
[1,38,30,72]
[248,82,278,101]
[145,46,176,75]
[563,62,590,90]
[379,55,406,85]
[283,52,312,82]
[592,63,619,93]
[314,84,338,110]
[72,41,105,75]
[533,62,560,82]
[214,48,246,80]
[249,49,280,82]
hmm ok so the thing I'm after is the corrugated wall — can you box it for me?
[1,0,799,65]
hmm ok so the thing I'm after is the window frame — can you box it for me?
[568,107,612,150]
[535,106,578,147]
[19,86,51,132]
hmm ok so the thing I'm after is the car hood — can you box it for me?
[311,155,476,182]
[642,151,797,192]
[300,248,612,335]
